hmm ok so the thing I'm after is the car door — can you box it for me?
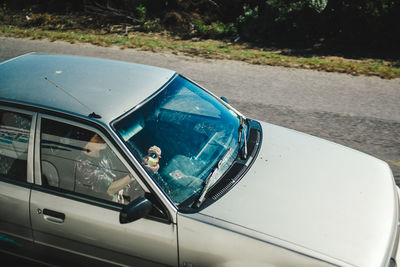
[0,107,35,248]
[29,114,178,266]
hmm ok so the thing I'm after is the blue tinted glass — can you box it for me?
[115,76,239,205]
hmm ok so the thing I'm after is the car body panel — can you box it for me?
[0,181,32,243]
[395,187,400,265]
[30,189,177,266]
[0,54,175,124]
[200,121,398,267]
[177,212,341,267]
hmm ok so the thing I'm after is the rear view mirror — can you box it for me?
[120,196,153,224]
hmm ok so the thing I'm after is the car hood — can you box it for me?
[200,121,398,267]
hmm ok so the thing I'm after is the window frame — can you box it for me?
[0,105,37,184]
[34,113,151,204]
[0,101,174,223]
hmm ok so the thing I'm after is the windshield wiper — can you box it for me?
[238,115,248,160]
[194,148,232,208]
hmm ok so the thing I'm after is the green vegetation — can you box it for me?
[0,0,399,79]
[1,25,398,79]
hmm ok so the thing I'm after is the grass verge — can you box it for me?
[1,25,399,79]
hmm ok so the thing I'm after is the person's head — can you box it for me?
[85,134,107,157]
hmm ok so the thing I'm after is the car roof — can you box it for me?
[0,53,176,124]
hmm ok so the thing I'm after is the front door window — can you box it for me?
[40,118,144,204]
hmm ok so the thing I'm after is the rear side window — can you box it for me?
[0,110,32,182]
[40,118,144,204]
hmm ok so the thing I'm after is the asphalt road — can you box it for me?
[1,37,399,179]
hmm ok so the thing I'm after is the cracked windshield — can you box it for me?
[114,75,240,205]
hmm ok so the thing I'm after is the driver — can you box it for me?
[75,133,133,203]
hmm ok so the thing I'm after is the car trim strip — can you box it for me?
[27,113,37,184]
[34,114,42,185]
[0,52,36,66]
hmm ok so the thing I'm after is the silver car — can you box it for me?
[0,53,399,267]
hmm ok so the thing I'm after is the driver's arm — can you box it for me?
[107,175,133,196]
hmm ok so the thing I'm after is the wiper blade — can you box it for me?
[194,148,232,208]
[238,116,248,160]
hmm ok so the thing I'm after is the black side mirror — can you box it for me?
[220,96,229,103]
[120,196,153,224]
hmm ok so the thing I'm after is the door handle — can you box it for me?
[43,208,65,224]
